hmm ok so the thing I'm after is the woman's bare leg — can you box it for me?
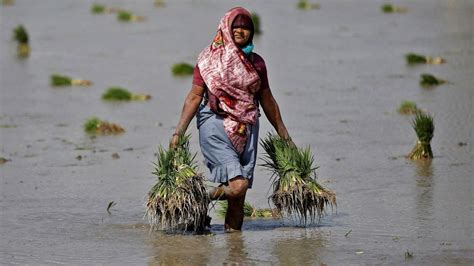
[223,177,248,231]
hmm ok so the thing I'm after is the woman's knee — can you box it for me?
[227,176,249,198]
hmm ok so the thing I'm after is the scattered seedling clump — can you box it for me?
[251,12,262,35]
[216,201,280,219]
[13,25,29,58]
[408,112,434,160]
[297,0,320,10]
[154,0,165,7]
[102,87,151,101]
[172,63,194,76]
[381,3,407,13]
[145,134,210,232]
[2,0,14,6]
[260,133,336,225]
[50,74,92,87]
[406,53,445,65]
[398,100,419,115]
[420,74,446,87]
[117,10,146,22]
[84,117,125,135]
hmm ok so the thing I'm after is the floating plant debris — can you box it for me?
[171,63,194,76]
[117,10,146,22]
[397,100,419,115]
[50,74,92,87]
[107,201,117,212]
[381,3,407,13]
[297,0,320,10]
[0,157,10,164]
[216,201,279,219]
[251,12,262,35]
[420,74,446,87]
[84,117,125,135]
[102,87,151,101]
[408,112,434,160]
[260,133,336,225]
[145,134,210,232]
[406,53,445,65]
[91,4,122,14]
[13,25,29,58]
[154,0,165,7]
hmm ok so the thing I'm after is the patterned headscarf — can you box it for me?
[197,7,261,154]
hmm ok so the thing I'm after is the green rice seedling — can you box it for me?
[397,100,419,115]
[102,87,151,101]
[260,133,336,225]
[381,3,407,13]
[145,134,210,232]
[50,74,92,87]
[91,4,105,14]
[84,117,125,135]
[216,201,279,219]
[420,74,446,87]
[172,63,194,76]
[251,12,262,35]
[13,25,29,58]
[406,53,445,65]
[117,10,146,22]
[408,112,434,160]
[297,0,320,10]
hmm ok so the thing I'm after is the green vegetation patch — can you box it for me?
[84,117,125,135]
[251,12,262,35]
[420,74,446,87]
[50,74,92,87]
[145,134,210,232]
[172,63,194,76]
[408,112,434,160]
[91,4,105,14]
[398,100,419,115]
[260,133,336,225]
[297,0,320,10]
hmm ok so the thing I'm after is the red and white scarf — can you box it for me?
[197,7,261,154]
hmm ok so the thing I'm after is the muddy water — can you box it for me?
[1,0,472,264]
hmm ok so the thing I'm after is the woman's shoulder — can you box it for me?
[251,52,266,64]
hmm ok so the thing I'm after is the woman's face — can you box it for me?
[232,27,251,47]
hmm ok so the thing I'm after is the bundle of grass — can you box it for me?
[297,0,320,10]
[251,12,262,35]
[406,53,445,65]
[381,3,407,13]
[84,117,125,135]
[2,0,14,6]
[172,63,194,76]
[216,201,279,219]
[408,112,434,160]
[102,87,151,101]
[420,74,446,87]
[260,134,336,225]
[145,134,210,232]
[117,10,146,22]
[91,4,105,14]
[13,25,29,58]
[50,74,92,87]
[398,100,419,115]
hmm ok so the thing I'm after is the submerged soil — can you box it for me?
[1,0,472,264]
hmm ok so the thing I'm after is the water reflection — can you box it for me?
[272,230,327,265]
[222,233,250,265]
[147,232,212,265]
[412,160,435,235]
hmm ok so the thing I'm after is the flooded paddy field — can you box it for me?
[1,0,472,264]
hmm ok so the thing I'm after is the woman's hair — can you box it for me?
[231,14,254,45]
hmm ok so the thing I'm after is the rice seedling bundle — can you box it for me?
[50,74,92,87]
[117,11,146,22]
[216,201,279,219]
[91,4,105,14]
[2,0,14,6]
[408,112,434,160]
[397,100,419,115]
[297,0,320,10]
[260,134,336,225]
[381,3,407,13]
[251,12,262,35]
[171,63,194,76]
[154,0,165,7]
[406,53,445,65]
[146,134,210,232]
[420,74,446,87]
[13,25,29,57]
[102,87,151,101]
[84,117,125,135]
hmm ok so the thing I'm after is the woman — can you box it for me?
[170,7,292,232]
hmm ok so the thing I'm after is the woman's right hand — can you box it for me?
[169,134,180,149]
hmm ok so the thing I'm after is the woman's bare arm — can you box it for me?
[259,89,291,140]
[169,85,205,148]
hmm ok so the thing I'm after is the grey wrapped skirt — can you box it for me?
[196,105,259,188]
